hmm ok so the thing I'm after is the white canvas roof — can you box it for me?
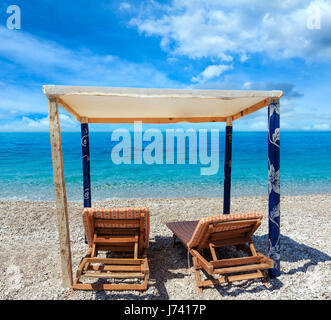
[43,85,283,123]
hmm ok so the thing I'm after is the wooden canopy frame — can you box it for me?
[44,86,283,287]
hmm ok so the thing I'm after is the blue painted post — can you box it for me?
[81,123,91,208]
[223,117,232,214]
[268,98,280,277]
[81,123,91,244]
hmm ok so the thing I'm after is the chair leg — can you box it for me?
[248,241,271,288]
[73,256,88,291]
[134,235,139,259]
[193,256,203,293]
[248,241,257,256]
[139,256,150,294]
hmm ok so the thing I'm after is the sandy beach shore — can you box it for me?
[0,194,330,300]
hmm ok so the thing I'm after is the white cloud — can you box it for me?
[303,123,330,130]
[239,53,249,62]
[0,85,47,114]
[119,2,131,11]
[192,64,233,83]
[248,120,267,131]
[130,0,331,62]
[0,26,179,87]
[0,113,79,132]
[313,123,330,130]
[243,81,304,99]
[0,26,182,130]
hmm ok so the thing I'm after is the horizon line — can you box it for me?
[0,130,330,133]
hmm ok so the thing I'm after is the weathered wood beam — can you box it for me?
[86,116,227,124]
[57,97,81,122]
[231,98,270,121]
[48,98,73,288]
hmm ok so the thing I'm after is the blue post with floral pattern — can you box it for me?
[268,98,280,277]
[223,117,232,214]
[81,123,91,208]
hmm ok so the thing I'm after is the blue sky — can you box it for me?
[0,0,330,131]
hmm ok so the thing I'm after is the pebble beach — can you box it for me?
[0,194,330,300]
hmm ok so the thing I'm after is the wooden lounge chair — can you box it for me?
[166,212,273,293]
[73,207,150,292]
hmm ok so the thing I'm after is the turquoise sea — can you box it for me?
[0,131,330,201]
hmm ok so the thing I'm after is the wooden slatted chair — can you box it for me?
[166,212,273,293]
[73,207,149,292]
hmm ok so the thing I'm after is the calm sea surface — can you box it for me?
[0,131,330,201]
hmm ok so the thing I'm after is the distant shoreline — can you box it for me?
[1,193,331,203]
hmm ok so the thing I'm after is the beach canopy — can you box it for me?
[43,85,283,123]
[44,85,282,288]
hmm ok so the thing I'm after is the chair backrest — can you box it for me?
[187,212,263,249]
[82,207,150,248]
